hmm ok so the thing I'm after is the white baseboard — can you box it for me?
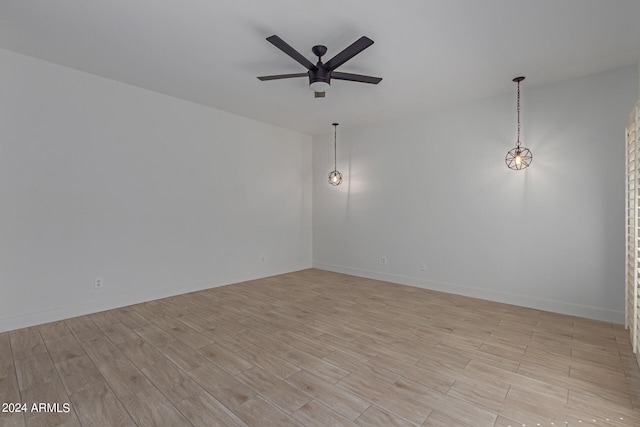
[4,261,622,333]
[0,262,311,333]
[312,262,624,324]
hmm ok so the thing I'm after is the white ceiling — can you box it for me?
[1,0,639,136]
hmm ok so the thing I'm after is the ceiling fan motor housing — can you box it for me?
[310,66,331,87]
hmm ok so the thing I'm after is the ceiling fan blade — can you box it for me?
[332,72,382,84]
[314,91,325,98]
[257,73,308,81]
[266,35,315,70]
[323,36,374,71]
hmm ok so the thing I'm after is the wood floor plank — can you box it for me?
[368,354,456,393]
[567,389,640,425]
[285,369,369,421]
[69,383,135,427]
[312,332,377,360]
[0,412,25,427]
[501,387,592,427]
[20,381,81,427]
[569,364,632,393]
[1,269,638,427]
[354,405,414,427]
[0,369,23,427]
[118,386,190,426]
[200,327,251,352]
[156,317,214,349]
[338,373,432,425]
[464,359,569,403]
[157,339,211,373]
[423,410,478,427]
[98,321,139,345]
[64,317,102,343]
[239,329,294,355]
[129,303,168,323]
[116,337,166,367]
[492,415,522,427]
[292,399,359,427]
[0,371,22,408]
[284,348,349,384]
[187,364,256,410]
[139,358,203,404]
[54,355,106,395]
[96,358,155,399]
[43,335,85,364]
[236,365,312,414]
[132,324,177,347]
[276,330,335,359]
[175,391,250,427]
[446,375,509,411]
[0,332,22,408]
[415,343,471,371]
[174,313,221,332]
[9,327,47,360]
[321,350,399,387]
[111,308,151,330]
[14,352,59,391]
[392,376,498,427]
[236,342,301,380]
[86,310,120,329]
[232,396,303,427]
[38,321,72,342]
[0,332,13,365]
[79,336,127,366]
[198,342,254,375]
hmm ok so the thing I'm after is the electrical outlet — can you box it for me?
[419,262,426,272]
[94,277,103,289]
[381,256,387,265]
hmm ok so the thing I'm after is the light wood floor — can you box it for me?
[1,269,639,427]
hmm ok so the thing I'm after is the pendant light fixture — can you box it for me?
[505,76,532,170]
[328,123,343,186]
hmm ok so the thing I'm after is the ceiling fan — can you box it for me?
[257,35,382,98]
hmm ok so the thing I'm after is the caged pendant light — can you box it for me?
[505,76,532,170]
[328,123,343,186]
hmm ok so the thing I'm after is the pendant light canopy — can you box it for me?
[328,123,343,186]
[505,76,532,170]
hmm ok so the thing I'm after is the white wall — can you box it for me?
[1,48,636,332]
[313,65,639,323]
[0,49,312,332]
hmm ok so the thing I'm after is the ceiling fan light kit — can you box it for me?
[258,35,382,98]
[309,80,330,92]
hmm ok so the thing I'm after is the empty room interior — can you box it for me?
[2,1,640,426]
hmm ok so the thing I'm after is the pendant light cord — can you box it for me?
[333,123,338,171]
